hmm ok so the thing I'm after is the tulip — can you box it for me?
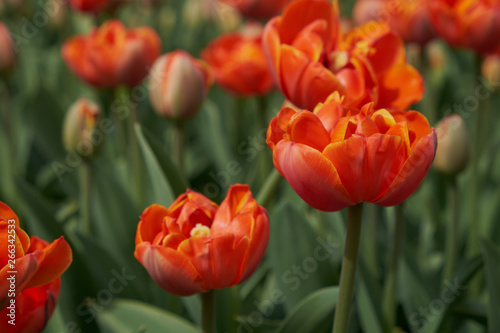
[266,96,437,211]
[149,50,212,119]
[262,0,424,111]
[434,114,470,175]
[62,20,161,88]
[62,98,102,158]
[135,184,269,296]
[0,201,73,311]
[353,0,436,45]
[219,0,292,19]
[428,0,500,54]
[482,51,500,88]
[202,23,274,97]
[0,23,15,73]
[0,238,62,333]
[68,0,126,14]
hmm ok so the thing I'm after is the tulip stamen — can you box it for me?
[190,223,211,237]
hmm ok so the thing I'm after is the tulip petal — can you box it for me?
[288,111,331,151]
[25,237,72,289]
[263,19,282,90]
[274,141,353,211]
[135,243,207,296]
[136,204,169,244]
[323,136,365,203]
[238,212,270,282]
[376,129,437,206]
[377,64,424,110]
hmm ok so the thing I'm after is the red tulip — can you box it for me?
[0,201,72,331]
[266,96,437,211]
[353,0,436,45]
[428,0,500,54]
[0,23,15,73]
[202,23,274,97]
[220,0,292,19]
[135,184,269,296]
[0,237,62,333]
[149,50,212,119]
[62,20,161,88]
[68,0,126,14]
[262,0,423,111]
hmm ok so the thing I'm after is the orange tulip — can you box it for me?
[266,96,437,211]
[428,0,500,54]
[135,184,269,296]
[353,0,436,45]
[0,238,62,333]
[220,0,292,19]
[62,20,161,88]
[149,50,212,119]
[0,202,72,314]
[202,23,274,97]
[0,23,15,73]
[262,0,423,111]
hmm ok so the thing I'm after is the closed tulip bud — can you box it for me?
[434,114,470,175]
[149,50,212,119]
[62,98,102,159]
[0,23,15,73]
[46,0,67,30]
[482,53,500,88]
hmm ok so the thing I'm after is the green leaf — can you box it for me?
[135,124,175,206]
[95,299,199,333]
[480,238,500,333]
[268,203,334,311]
[275,287,338,333]
[139,125,188,197]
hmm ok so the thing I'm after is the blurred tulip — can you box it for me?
[196,0,242,32]
[434,114,470,175]
[62,98,102,158]
[219,0,292,19]
[46,0,67,30]
[353,0,436,45]
[262,0,423,111]
[135,184,269,296]
[428,0,500,54]
[426,40,447,72]
[0,23,15,73]
[62,20,161,88]
[266,96,437,211]
[149,50,212,119]
[0,202,73,311]
[202,23,274,97]
[0,241,61,333]
[68,0,126,14]
[482,51,500,88]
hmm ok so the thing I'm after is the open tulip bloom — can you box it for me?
[0,202,73,332]
[263,0,424,111]
[135,185,269,331]
[267,94,436,332]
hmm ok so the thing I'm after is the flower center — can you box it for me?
[190,223,211,237]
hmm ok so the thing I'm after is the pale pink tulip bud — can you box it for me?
[434,114,470,175]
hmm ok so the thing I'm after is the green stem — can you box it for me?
[201,290,216,333]
[255,169,282,207]
[382,203,405,331]
[258,96,268,132]
[127,99,143,204]
[79,161,92,235]
[173,121,185,172]
[443,177,459,283]
[332,203,364,333]
[0,77,13,148]
[467,56,483,295]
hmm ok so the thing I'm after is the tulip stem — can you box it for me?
[382,203,404,332]
[443,176,459,284]
[332,203,364,333]
[127,94,143,205]
[201,290,216,333]
[79,161,92,235]
[256,169,282,207]
[173,120,185,172]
